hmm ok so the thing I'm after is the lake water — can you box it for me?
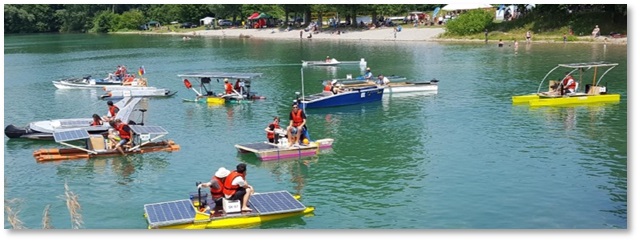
[3,33,629,230]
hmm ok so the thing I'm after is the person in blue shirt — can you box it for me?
[364,67,373,80]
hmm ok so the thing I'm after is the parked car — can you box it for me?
[180,22,197,28]
[138,24,149,30]
[218,19,233,26]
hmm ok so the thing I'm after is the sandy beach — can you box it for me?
[130,26,626,45]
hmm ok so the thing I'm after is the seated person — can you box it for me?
[376,74,390,85]
[560,73,577,94]
[107,128,121,149]
[90,114,103,126]
[265,116,281,144]
[197,167,231,208]
[363,67,373,80]
[325,56,331,63]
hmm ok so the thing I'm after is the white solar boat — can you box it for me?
[33,125,180,162]
[143,190,314,229]
[5,97,144,140]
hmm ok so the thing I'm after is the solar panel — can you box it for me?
[144,199,195,228]
[249,191,306,215]
[178,72,263,80]
[53,129,90,142]
[129,125,168,135]
[59,119,92,127]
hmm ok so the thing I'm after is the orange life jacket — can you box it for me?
[222,171,246,197]
[209,176,225,200]
[324,84,332,91]
[109,105,119,117]
[225,83,233,94]
[266,121,280,139]
[562,76,576,90]
[116,123,131,139]
[291,109,304,127]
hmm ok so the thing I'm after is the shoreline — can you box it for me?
[122,27,627,45]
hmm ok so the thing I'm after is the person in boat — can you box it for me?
[323,80,335,93]
[364,67,373,80]
[103,100,119,122]
[122,74,135,86]
[110,119,133,156]
[90,114,103,126]
[197,167,231,207]
[265,116,281,144]
[325,56,331,63]
[107,128,121,150]
[560,72,577,95]
[234,79,245,94]
[223,78,234,95]
[286,102,307,147]
[376,74,390,86]
[222,163,254,212]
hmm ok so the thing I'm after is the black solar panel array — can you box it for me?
[129,125,168,135]
[144,199,195,228]
[53,129,90,142]
[248,191,306,215]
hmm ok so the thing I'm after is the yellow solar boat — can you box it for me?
[512,62,621,107]
[143,190,314,229]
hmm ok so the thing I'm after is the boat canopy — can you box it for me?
[557,62,619,69]
[535,62,619,93]
[178,72,263,80]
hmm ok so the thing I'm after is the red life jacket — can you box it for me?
[266,121,280,139]
[562,76,576,90]
[116,123,131,139]
[324,84,332,91]
[291,109,304,127]
[209,176,225,199]
[222,171,245,197]
[109,105,119,117]
[225,83,233,94]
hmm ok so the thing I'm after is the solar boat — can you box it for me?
[143,190,314,229]
[33,125,180,162]
[178,72,265,104]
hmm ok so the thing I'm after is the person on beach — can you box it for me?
[498,39,504,47]
[484,29,489,42]
[525,31,532,43]
[222,163,254,212]
[592,25,600,38]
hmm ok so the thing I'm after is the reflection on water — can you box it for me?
[240,154,320,195]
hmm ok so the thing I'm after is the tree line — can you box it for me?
[4,4,626,34]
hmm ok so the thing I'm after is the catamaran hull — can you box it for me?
[33,140,180,162]
[529,94,621,107]
[235,138,334,161]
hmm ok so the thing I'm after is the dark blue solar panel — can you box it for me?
[144,199,195,228]
[248,191,306,215]
[129,125,168,135]
[53,129,90,142]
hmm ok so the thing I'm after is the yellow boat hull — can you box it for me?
[206,96,225,104]
[149,207,315,229]
[512,94,539,104]
[529,94,620,107]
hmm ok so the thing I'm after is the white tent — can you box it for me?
[441,4,494,11]
[200,17,215,26]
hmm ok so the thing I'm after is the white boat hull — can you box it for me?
[102,89,174,99]
[53,78,146,89]
[383,82,438,94]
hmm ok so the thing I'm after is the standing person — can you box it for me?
[484,29,489,43]
[591,25,600,38]
[197,167,231,207]
[110,119,133,156]
[222,163,254,212]
[563,33,567,43]
[498,39,504,47]
[265,116,281,144]
[286,102,306,147]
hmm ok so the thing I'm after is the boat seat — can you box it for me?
[88,135,107,151]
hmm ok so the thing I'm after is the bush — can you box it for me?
[445,9,493,35]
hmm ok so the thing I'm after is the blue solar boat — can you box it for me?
[297,84,385,109]
[143,190,314,229]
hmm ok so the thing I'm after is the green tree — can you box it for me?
[91,10,117,33]
[4,4,35,33]
[445,9,493,35]
[118,9,145,30]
